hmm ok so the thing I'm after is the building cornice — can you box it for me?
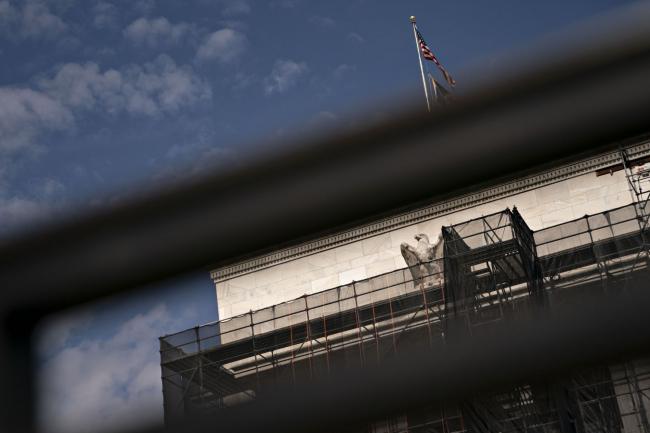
[211,141,650,283]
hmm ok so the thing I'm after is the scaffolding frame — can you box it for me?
[442,207,544,339]
[620,149,650,277]
[161,202,650,433]
[162,261,449,422]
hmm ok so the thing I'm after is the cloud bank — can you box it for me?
[0,55,212,232]
[40,55,212,116]
[0,55,211,155]
[123,16,194,47]
[0,0,67,39]
[38,304,187,433]
[264,59,308,95]
[0,87,73,154]
[196,28,246,63]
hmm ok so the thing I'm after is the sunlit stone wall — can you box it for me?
[212,166,632,320]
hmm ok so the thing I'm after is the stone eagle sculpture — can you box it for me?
[400,232,444,287]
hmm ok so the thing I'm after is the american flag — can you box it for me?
[416,29,456,87]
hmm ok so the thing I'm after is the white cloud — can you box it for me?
[264,59,308,95]
[158,143,236,181]
[36,310,92,357]
[347,32,364,44]
[38,55,212,116]
[38,177,65,197]
[0,0,67,39]
[0,55,211,190]
[124,56,212,113]
[310,110,338,127]
[123,16,194,47]
[38,63,120,111]
[0,87,73,154]
[23,1,66,37]
[0,175,68,235]
[38,304,186,433]
[196,28,246,63]
[0,196,47,227]
[333,63,356,79]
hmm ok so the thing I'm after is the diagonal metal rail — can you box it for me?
[2,7,650,433]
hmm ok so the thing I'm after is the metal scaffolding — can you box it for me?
[442,208,544,339]
[161,257,449,422]
[160,203,650,432]
[621,148,650,278]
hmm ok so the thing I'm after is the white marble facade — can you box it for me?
[214,169,633,320]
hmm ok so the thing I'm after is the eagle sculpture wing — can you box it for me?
[430,233,445,281]
[401,243,423,282]
[432,233,445,259]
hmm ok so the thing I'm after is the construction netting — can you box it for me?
[160,203,650,433]
[534,203,648,293]
[442,208,543,338]
[161,261,447,423]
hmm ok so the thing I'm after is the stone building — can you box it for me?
[160,135,650,432]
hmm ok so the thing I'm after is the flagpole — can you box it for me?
[410,16,430,112]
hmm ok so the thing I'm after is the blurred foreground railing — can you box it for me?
[160,202,650,432]
[3,7,650,433]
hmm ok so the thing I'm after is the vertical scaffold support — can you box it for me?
[620,148,650,274]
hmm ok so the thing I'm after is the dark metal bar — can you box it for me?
[212,279,650,433]
[1,9,650,433]
[149,277,650,433]
[2,24,650,316]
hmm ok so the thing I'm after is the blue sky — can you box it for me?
[0,0,636,432]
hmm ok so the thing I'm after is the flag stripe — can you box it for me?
[416,29,456,86]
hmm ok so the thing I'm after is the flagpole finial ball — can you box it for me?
[409,16,416,22]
